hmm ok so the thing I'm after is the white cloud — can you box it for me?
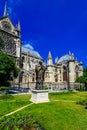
[23,43,34,50]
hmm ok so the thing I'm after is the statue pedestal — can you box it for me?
[30,90,50,103]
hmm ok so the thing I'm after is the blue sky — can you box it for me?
[0,0,87,67]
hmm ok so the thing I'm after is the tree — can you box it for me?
[0,51,19,86]
[75,67,87,88]
[0,36,3,47]
[83,68,87,77]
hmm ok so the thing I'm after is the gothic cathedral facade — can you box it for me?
[0,3,83,89]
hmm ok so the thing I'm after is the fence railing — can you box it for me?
[11,82,85,92]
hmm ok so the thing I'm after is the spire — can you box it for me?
[47,51,53,65]
[48,51,52,59]
[18,20,21,31]
[4,0,7,17]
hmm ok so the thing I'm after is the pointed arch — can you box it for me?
[32,73,35,82]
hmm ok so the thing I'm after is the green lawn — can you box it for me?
[0,92,87,130]
[0,94,31,117]
[49,91,87,101]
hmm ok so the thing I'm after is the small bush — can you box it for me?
[79,85,84,91]
[43,86,48,90]
[0,86,11,91]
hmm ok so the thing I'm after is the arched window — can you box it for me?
[19,71,24,83]
[32,73,35,82]
[63,66,67,81]
[22,56,25,62]
[55,74,58,82]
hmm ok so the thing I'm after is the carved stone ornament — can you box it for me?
[1,21,12,32]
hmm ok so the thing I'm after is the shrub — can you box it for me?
[0,86,11,91]
[79,85,84,91]
[43,86,48,90]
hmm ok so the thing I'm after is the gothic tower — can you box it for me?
[0,1,21,63]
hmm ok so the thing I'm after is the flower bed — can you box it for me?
[0,114,45,130]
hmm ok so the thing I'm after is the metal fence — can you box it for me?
[11,82,85,92]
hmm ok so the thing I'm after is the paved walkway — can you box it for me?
[0,103,34,120]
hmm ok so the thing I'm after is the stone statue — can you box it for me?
[35,61,46,90]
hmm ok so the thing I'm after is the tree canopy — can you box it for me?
[75,68,87,86]
[0,51,19,86]
[0,36,3,47]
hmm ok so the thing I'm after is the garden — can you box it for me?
[0,92,87,130]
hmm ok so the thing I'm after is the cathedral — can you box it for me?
[0,3,83,90]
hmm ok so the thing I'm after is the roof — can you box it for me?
[58,53,74,63]
[0,16,16,29]
[0,16,8,20]
[21,46,42,59]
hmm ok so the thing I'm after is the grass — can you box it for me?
[49,91,87,101]
[0,92,87,130]
[0,94,31,117]
[17,101,87,130]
